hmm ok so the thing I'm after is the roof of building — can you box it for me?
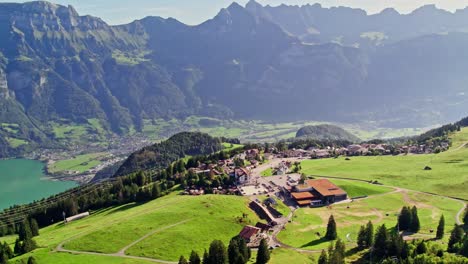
[291,192,316,200]
[306,179,347,197]
[297,200,312,206]
[239,225,261,240]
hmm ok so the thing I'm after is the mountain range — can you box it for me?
[1,0,468,156]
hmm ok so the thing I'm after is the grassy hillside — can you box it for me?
[296,124,360,142]
[278,184,463,251]
[6,194,260,263]
[300,128,468,200]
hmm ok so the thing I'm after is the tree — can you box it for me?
[460,235,468,257]
[256,239,270,264]
[0,253,8,264]
[464,207,468,227]
[357,225,367,250]
[2,242,12,259]
[401,241,410,260]
[208,240,228,264]
[415,241,427,255]
[410,206,420,233]
[325,215,337,240]
[14,238,22,255]
[151,183,161,199]
[203,250,209,264]
[30,218,39,237]
[374,224,388,258]
[448,225,464,253]
[179,255,189,264]
[190,250,201,264]
[228,236,249,264]
[365,221,374,248]
[436,215,445,239]
[18,219,32,241]
[387,231,403,258]
[318,250,328,264]
[398,206,412,231]
[328,239,345,264]
[27,256,38,264]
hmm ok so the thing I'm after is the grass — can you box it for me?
[261,168,273,177]
[5,193,259,263]
[48,153,104,174]
[278,189,462,251]
[300,128,468,200]
[6,137,28,148]
[326,178,393,198]
[269,248,315,264]
[63,194,259,261]
[222,142,244,152]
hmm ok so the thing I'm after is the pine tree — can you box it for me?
[357,225,367,249]
[18,219,32,241]
[436,215,445,239]
[448,225,464,253]
[256,239,270,264]
[398,206,412,231]
[2,242,12,259]
[228,237,243,264]
[151,183,161,199]
[27,256,38,264]
[179,255,189,264]
[202,250,209,264]
[0,252,8,264]
[318,250,328,264]
[460,235,468,257]
[410,206,420,233]
[14,238,22,255]
[401,241,410,260]
[387,231,403,258]
[30,218,39,237]
[374,224,388,258]
[464,207,468,227]
[415,241,427,255]
[190,250,201,264]
[325,215,337,240]
[365,221,374,248]
[208,240,228,264]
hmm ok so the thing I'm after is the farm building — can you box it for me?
[238,225,261,242]
[290,179,347,207]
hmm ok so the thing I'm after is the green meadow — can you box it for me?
[300,128,468,200]
[48,153,105,174]
[278,190,463,251]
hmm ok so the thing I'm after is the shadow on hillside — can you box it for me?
[106,202,141,215]
[300,237,329,248]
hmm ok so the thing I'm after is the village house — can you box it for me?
[232,167,251,185]
[289,179,347,207]
[238,225,261,243]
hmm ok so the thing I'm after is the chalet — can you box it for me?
[65,212,90,223]
[232,167,250,185]
[245,149,260,159]
[238,225,261,242]
[290,179,347,207]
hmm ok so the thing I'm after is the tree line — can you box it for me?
[178,236,270,264]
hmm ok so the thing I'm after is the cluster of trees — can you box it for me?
[116,132,225,176]
[318,239,346,264]
[0,219,38,263]
[179,237,270,264]
[397,206,420,233]
[320,206,468,264]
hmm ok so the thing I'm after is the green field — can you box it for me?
[328,178,393,198]
[48,153,105,174]
[300,128,468,200]
[278,189,463,251]
[261,168,273,177]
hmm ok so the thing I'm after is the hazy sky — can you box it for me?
[2,0,468,25]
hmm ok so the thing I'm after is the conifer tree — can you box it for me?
[27,256,38,264]
[1,242,12,259]
[256,239,270,264]
[325,215,337,240]
[0,252,8,264]
[18,219,32,241]
[448,225,464,253]
[179,255,189,264]
[202,250,209,264]
[463,207,468,227]
[398,206,412,231]
[460,236,468,257]
[374,224,388,258]
[357,225,367,249]
[436,215,445,239]
[410,206,420,233]
[318,250,328,264]
[415,241,427,255]
[365,221,374,247]
[190,250,201,264]
[30,218,39,237]
[208,240,228,264]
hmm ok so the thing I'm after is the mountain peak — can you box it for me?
[246,0,262,9]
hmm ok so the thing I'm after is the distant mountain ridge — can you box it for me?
[1,1,468,157]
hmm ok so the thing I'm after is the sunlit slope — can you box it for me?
[300,128,468,200]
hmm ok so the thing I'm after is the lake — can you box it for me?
[0,159,77,210]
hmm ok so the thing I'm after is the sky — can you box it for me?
[1,0,468,25]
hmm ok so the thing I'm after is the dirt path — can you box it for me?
[116,219,192,255]
[453,141,468,151]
